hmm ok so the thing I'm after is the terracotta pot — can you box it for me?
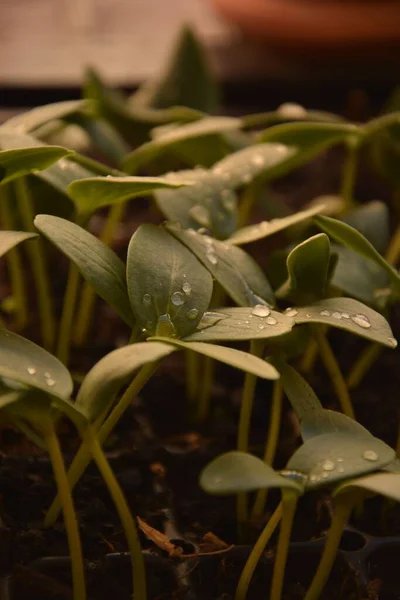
[211,0,400,58]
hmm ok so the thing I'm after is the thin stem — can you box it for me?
[340,139,359,212]
[0,185,29,330]
[74,202,126,346]
[298,338,318,374]
[252,381,283,519]
[237,339,264,525]
[196,355,215,422]
[346,342,382,390]
[312,325,355,420]
[85,425,146,600]
[385,223,400,265]
[235,502,282,600]
[44,424,86,600]
[304,496,353,600]
[185,350,200,404]
[270,491,298,600]
[44,362,158,527]
[56,263,81,365]
[15,178,55,350]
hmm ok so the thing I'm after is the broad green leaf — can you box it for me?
[287,431,395,490]
[0,100,87,133]
[314,215,400,291]
[34,215,134,326]
[335,473,400,503]
[0,231,37,257]
[127,225,213,338]
[300,408,373,442]
[166,223,274,306]
[0,329,73,399]
[293,298,397,348]
[256,122,360,175]
[184,307,293,342]
[343,201,389,255]
[272,359,322,421]
[154,168,238,240]
[201,451,303,495]
[0,146,71,184]
[211,143,296,188]
[68,175,191,215]
[76,341,175,421]
[277,234,331,304]
[149,338,279,380]
[132,26,220,113]
[228,204,325,246]
[122,117,242,174]
[243,105,345,129]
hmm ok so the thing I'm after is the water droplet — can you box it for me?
[388,336,398,348]
[285,308,298,317]
[27,367,36,376]
[337,457,344,462]
[44,372,52,379]
[251,304,271,317]
[310,474,319,482]
[280,470,308,483]
[142,293,152,306]
[187,308,199,320]
[322,460,335,471]
[258,324,265,330]
[252,154,265,167]
[266,317,277,325]
[331,311,342,320]
[363,450,378,462]
[278,102,307,119]
[182,282,192,295]
[156,314,176,337]
[341,312,350,319]
[320,310,331,317]
[244,320,250,325]
[46,378,56,387]
[351,314,371,329]
[206,253,218,265]
[171,291,185,307]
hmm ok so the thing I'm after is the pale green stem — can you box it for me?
[385,223,400,265]
[185,350,200,404]
[44,423,86,600]
[15,178,55,350]
[298,338,318,374]
[0,185,29,330]
[312,325,355,420]
[304,497,353,600]
[340,139,358,212]
[252,381,283,519]
[44,362,158,527]
[235,502,282,600]
[347,343,382,390]
[85,425,146,600]
[56,263,81,365]
[74,202,126,346]
[270,491,298,600]
[196,355,215,422]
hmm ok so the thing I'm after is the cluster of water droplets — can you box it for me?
[249,304,278,330]
[318,309,373,329]
[203,235,218,266]
[26,367,55,387]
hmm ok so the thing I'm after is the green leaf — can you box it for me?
[126,225,213,338]
[314,215,400,291]
[343,201,389,255]
[34,215,134,325]
[292,298,397,348]
[76,341,175,421]
[184,306,293,342]
[132,26,220,113]
[335,472,400,503]
[277,234,331,304]
[154,168,238,240]
[287,431,395,490]
[272,359,322,421]
[243,105,345,129]
[0,100,87,133]
[149,337,279,380]
[228,204,325,246]
[300,408,373,442]
[166,223,274,307]
[0,329,73,399]
[68,175,191,215]
[0,230,37,257]
[122,117,242,174]
[0,146,71,184]
[200,451,303,495]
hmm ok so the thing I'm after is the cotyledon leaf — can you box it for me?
[122,117,242,174]
[271,359,322,421]
[68,175,191,215]
[242,104,345,129]
[165,223,274,307]
[0,329,73,399]
[0,100,87,134]
[314,215,400,291]
[335,473,400,503]
[0,145,72,184]
[184,307,293,342]
[127,224,213,338]
[200,451,303,496]
[228,204,325,246]
[300,408,374,442]
[34,215,134,326]
[343,201,389,255]
[76,341,176,421]
[149,337,279,380]
[286,431,395,490]
[0,231,37,258]
[292,297,397,348]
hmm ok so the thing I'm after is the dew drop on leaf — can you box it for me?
[285,308,298,317]
[186,308,199,320]
[44,372,52,379]
[27,367,36,376]
[320,310,331,317]
[331,311,342,319]
[266,317,278,325]
[182,282,192,295]
[46,378,56,387]
[341,312,350,319]
[171,291,185,306]
[351,314,371,329]
[278,102,307,119]
[322,460,335,471]
[142,293,152,306]
[363,450,378,462]
[251,305,271,317]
